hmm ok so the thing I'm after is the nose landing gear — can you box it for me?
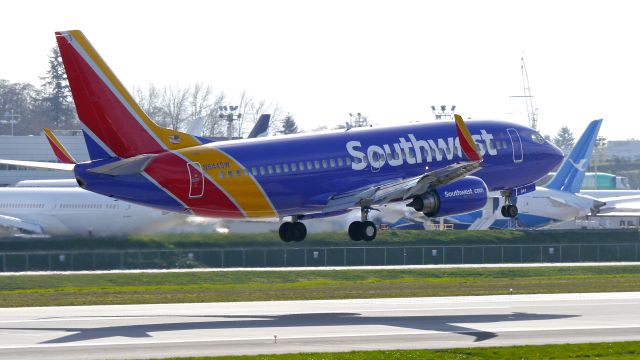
[500,190,519,218]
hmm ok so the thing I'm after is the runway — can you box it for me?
[1,292,640,360]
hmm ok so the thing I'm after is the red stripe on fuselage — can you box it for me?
[56,35,164,158]
[144,152,244,218]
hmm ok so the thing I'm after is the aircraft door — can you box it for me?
[507,128,523,163]
[187,162,205,198]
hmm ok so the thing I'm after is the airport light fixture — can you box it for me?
[431,105,456,120]
[1,110,20,136]
[218,105,242,139]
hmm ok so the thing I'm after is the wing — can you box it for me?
[324,161,482,212]
[0,215,44,234]
[0,159,74,171]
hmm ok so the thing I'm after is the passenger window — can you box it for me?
[503,141,508,148]
[307,161,313,169]
[251,167,257,175]
[283,164,289,172]
[236,169,242,177]
[268,165,274,174]
[299,162,305,170]
[260,166,266,175]
[346,157,352,166]
[337,158,343,167]
[220,171,225,179]
[275,164,281,174]
[291,162,297,171]
[330,159,336,167]
[228,170,233,178]
[314,160,320,169]
[322,160,328,168]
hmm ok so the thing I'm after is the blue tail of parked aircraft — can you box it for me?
[545,119,603,193]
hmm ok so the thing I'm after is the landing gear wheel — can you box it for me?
[501,204,518,218]
[278,221,307,242]
[279,222,293,242]
[361,221,377,241]
[291,221,307,242]
[348,221,363,241]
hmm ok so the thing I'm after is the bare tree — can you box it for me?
[161,84,190,130]
[202,91,227,138]
[133,84,165,124]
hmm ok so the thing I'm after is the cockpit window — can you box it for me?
[531,132,546,144]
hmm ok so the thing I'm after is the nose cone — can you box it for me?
[548,142,565,169]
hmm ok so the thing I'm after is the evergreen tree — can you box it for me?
[280,113,299,134]
[553,126,575,153]
[40,47,76,129]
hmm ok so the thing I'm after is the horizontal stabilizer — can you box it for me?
[0,159,74,171]
[87,154,156,176]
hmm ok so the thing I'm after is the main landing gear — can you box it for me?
[279,216,307,242]
[500,191,519,218]
[348,207,378,242]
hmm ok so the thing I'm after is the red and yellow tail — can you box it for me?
[55,30,202,159]
[454,114,482,162]
[43,128,77,164]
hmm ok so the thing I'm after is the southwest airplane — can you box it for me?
[43,30,563,242]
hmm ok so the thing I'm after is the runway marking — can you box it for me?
[1,324,640,350]
[2,262,639,276]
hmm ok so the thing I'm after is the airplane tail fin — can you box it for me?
[43,128,77,164]
[454,114,483,162]
[247,114,271,138]
[546,119,603,193]
[55,30,203,159]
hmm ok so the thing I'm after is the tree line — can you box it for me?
[1,47,300,137]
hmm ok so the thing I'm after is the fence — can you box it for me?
[1,243,639,272]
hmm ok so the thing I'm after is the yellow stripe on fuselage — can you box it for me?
[67,30,201,151]
[177,146,277,218]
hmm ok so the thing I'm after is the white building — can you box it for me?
[607,140,640,160]
[0,133,88,186]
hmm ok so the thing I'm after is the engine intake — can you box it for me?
[407,176,488,217]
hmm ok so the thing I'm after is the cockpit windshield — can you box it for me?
[530,131,546,144]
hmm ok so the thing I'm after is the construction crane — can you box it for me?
[520,56,538,130]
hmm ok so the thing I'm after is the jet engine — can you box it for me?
[406,176,488,217]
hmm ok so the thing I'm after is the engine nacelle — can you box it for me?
[407,176,488,217]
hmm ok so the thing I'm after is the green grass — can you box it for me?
[157,341,640,359]
[1,229,638,252]
[2,265,640,307]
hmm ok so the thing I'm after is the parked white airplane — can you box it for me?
[0,187,185,235]
[0,117,272,236]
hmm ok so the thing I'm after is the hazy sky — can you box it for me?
[1,0,638,140]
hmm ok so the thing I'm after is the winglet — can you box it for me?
[43,128,77,164]
[454,114,482,162]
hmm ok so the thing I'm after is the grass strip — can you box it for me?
[1,265,640,307]
[157,341,640,359]
[1,229,638,251]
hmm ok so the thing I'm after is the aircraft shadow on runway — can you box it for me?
[3,312,577,344]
